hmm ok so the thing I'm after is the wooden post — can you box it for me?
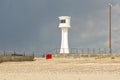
[109,3,112,54]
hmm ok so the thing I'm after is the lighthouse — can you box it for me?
[58,16,71,53]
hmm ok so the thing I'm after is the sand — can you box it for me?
[0,58,120,80]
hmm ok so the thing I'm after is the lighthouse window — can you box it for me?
[60,20,66,23]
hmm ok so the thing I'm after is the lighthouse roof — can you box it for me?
[59,16,71,19]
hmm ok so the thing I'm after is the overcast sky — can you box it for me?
[0,0,120,55]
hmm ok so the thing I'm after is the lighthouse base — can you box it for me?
[60,48,69,54]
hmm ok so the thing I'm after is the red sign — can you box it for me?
[46,54,52,59]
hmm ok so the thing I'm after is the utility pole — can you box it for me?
[109,3,112,54]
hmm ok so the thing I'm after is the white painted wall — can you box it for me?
[58,16,71,53]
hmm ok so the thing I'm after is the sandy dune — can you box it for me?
[0,58,120,80]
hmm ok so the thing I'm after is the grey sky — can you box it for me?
[0,0,120,55]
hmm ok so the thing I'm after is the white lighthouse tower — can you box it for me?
[59,16,71,53]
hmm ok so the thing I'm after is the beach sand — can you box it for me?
[0,58,120,80]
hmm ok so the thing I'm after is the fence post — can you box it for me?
[87,48,90,57]
[24,51,25,56]
[4,50,5,56]
[99,48,101,54]
[110,48,112,56]
[104,48,106,54]
[71,48,73,53]
[33,51,34,57]
[82,48,84,56]
[76,48,78,53]
[55,48,57,54]
[14,50,16,56]
[93,48,95,54]
[87,48,89,54]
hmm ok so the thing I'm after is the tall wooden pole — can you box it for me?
[109,3,112,54]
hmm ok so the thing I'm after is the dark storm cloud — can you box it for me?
[0,0,120,55]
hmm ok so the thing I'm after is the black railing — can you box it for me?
[46,48,120,55]
[0,51,34,57]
